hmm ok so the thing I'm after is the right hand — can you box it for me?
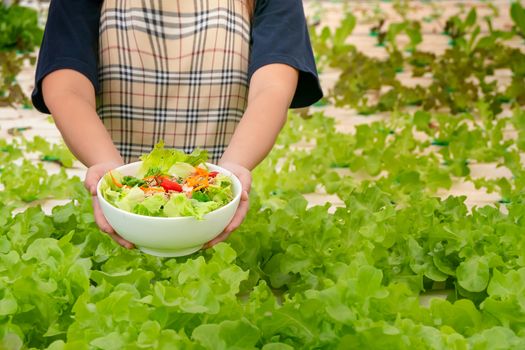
[84,161,134,249]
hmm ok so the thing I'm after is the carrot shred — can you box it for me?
[183,168,213,191]
[195,167,209,176]
[185,175,201,187]
[140,186,165,193]
[109,171,123,188]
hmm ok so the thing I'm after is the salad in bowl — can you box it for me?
[100,142,234,220]
[96,142,242,257]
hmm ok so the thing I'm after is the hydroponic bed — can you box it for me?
[1,0,525,349]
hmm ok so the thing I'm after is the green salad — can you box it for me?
[100,142,233,220]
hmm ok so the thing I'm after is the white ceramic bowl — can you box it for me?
[96,162,241,257]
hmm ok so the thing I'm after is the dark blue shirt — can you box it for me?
[32,0,323,113]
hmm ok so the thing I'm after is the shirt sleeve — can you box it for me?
[31,0,102,114]
[248,0,323,109]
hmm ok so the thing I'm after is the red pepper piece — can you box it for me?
[160,178,183,192]
[209,171,219,178]
[154,175,170,186]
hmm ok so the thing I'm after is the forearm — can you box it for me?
[220,89,289,170]
[42,69,122,167]
[220,64,298,170]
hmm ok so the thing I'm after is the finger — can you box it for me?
[226,192,249,229]
[226,165,250,190]
[204,230,232,249]
[92,197,134,249]
[106,230,135,249]
[238,174,252,193]
[92,196,115,233]
[85,167,105,195]
[222,196,249,234]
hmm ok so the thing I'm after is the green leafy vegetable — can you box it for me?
[2,2,525,349]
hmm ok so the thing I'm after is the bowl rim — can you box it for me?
[96,161,242,221]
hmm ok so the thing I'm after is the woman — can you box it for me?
[32,0,323,248]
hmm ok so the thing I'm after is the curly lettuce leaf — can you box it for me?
[132,193,167,216]
[138,141,209,177]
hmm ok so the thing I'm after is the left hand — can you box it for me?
[204,161,251,248]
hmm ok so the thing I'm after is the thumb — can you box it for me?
[84,161,124,195]
[84,167,107,195]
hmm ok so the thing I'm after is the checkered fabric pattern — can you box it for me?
[97,0,251,163]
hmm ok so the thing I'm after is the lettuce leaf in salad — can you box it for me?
[100,172,145,212]
[117,187,146,212]
[138,141,209,177]
[133,193,166,216]
[163,193,198,218]
[163,193,222,220]
[206,174,234,203]
[168,162,195,179]
[184,148,209,167]
[193,200,222,218]
[99,171,122,203]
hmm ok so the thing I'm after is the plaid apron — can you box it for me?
[97,0,251,163]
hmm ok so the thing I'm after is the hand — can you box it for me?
[84,161,134,249]
[204,161,252,248]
